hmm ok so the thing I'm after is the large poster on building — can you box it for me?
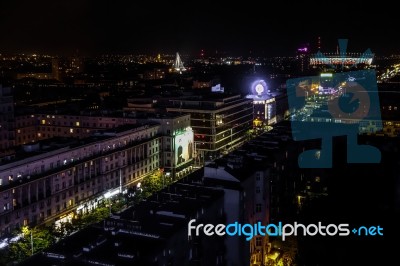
[174,128,194,166]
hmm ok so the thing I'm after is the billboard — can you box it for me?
[251,80,268,96]
[211,84,224,93]
[174,127,194,166]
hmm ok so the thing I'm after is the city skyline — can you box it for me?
[0,1,399,56]
[0,2,399,265]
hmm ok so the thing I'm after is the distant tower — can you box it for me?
[297,44,310,73]
[52,58,60,80]
[172,52,186,73]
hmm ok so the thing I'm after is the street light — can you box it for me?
[31,231,33,255]
[29,229,43,255]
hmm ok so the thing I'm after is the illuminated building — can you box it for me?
[125,98,161,113]
[16,73,54,80]
[14,114,137,146]
[296,45,310,73]
[309,52,373,66]
[246,80,289,127]
[15,58,61,80]
[140,113,194,179]
[16,124,301,265]
[0,119,190,235]
[70,57,83,74]
[143,68,166,80]
[192,78,220,89]
[166,94,253,163]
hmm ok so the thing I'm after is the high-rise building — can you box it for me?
[296,45,310,73]
[166,94,253,163]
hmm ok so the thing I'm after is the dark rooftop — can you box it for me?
[20,170,224,265]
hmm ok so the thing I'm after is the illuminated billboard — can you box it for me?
[251,80,268,96]
[174,127,194,166]
[211,84,224,93]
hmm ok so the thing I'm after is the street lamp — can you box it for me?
[29,229,43,255]
[31,231,33,255]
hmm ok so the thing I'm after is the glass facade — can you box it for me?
[167,95,253,160]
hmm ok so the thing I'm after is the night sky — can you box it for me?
[0,0,398,56]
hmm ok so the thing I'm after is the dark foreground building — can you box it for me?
[20,175,225,265]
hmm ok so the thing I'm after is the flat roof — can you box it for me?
[0,123,159,170]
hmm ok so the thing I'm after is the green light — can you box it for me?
[320,73,333,78]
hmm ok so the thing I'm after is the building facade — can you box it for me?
[0,124,162,235]
[145,114,194,179]
[167,94,253,163]
[14,114,137,146]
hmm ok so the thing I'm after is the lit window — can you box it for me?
[41,119,46,125]
[37,133,42,137]
[70,128,74,133]
[76,121,80,126]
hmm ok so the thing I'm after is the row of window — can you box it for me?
[2,137,159,186]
